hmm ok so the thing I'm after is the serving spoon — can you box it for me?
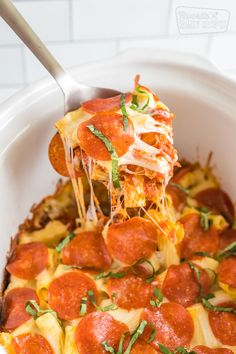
[0,0,121,114]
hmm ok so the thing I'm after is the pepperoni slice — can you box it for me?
[106,272,153,310]
[193,345,233,354]
[6,242,48,280]
[179,213,219,260]
[82,93,132,114]
[131,339,157,354]
[77,112,134,161]
[2,288,39,331]
[218,256,236,288]
[166,184,187,212]
[141,302,194,351]
[12,333,53,354]
[162,262,211,307]
[152,110,173,126]
[172,166,192,183]
[219,228,236,250]
[48,270,98,320]
[62,230,112,270]
[208,301,236,346]
[195,188,235,225]
[48,133,84,177]
[75,312,129,354]
[106,217,157,265]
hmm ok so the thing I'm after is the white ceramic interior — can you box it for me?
[1,48,236,287]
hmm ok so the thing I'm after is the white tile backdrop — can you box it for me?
[1,0,236,103]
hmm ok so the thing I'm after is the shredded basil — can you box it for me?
[158,343,196,354]
[150,287,163,307]
[217,240,236,260]
[102,341,116,354]
[55,232,75,253]
[94,271,127,280]
[80,297,87,316]
[141,96,150,110]
[131,258,157,284]
[169,183,189,195]
[117,334,126,354]
[64,265,83,270]
[193,251,211,257]
[130,95,139,110]
[87,125,120,188]
[146,324,156,344]
[199,209,212,231]
[188,262,203,300]
[158,343,174,354]
[88,290,117,312]
[120,94,129,131]
[26,300,61,324]
[176,347,197,354]
[136,86,146,94]
[123,320,147,354]
[202,295,236,315]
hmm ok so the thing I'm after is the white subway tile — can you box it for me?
[0,86,24,104]
[24,40,117,82]
[209,33,236,71]
[119,36,209,56]
[0,47,25,85]
[169,0,235,35]
[0,18,21,45]
[72,0,170,40]
[13,1,70,42]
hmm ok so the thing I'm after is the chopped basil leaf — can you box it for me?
[88,290,117,312]
[217,240,236,260]
[198,207,209,213]
[199,210,212,231]
[123,320,147,354]
[141,96,150,110]
[204,293,215,300]
[117,334,126,354]
[202,295,236,314]
[64,265,83,270]
[150,288,163,307]
[158,343,174,354]
[87,125,120,188]
[169,183,189,195]
[94,270,127,280]
[131,258,156,284]
[120,94,129,131]
[136,86,146,94]
[130,94,139,110]
[146,324,156,344]
[188,262,203,300]
[80,297,87,316]
[193,251,211,257]
[101,341,116,354]
[176,347,197,354]
[26,300,60,324]
[55,232,75,253]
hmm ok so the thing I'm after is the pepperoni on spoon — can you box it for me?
[12,333,54,354]
[2,288,39,331]
[106,272,153,310]
[208,301,236,346]
[75,312,129,354]
[106,217,157,265]
[162,262,211,307]
[81,93,132,114]
[193,345,233,354]
[62,231,112,270]
[195,188,235,225]
[141,302,194,351]
[6,242,48,280]
[179,213,219,260]
[77,112,134,161]
[48,270,98,320]
[217,256,236,288]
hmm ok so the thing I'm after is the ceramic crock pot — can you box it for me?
[0,48,236,288]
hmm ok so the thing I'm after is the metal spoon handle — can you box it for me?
[0,0,84,112]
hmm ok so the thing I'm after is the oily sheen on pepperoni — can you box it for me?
[106,217,157,265]
[12,333,53,354]
[81,93,132,114]
[208,301,236,346]
[6,242,48,280]
[217,256,236,288]
[62,231,112,270]
[3,288,39,331]
[130,339,157,354]
[195,188,235,225]
[75,312,129,354]
[219,228,236,250]
[141,302,194,351]
[106,273,153,310]
[162,262,211,307]
[48,271,98,320]
[166,184,187,212]
[193,346,233,354]
[77,112,134,161]
[179,213,219,260]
